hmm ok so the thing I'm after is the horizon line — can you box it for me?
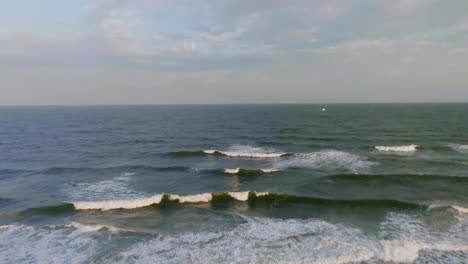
[0,101,467,107]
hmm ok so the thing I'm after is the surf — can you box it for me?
[374,144,418,152]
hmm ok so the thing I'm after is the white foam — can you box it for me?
[428,204,468,214]
[452,205,468,214]
[227,191,249,201]
[169,193,213,203]
[2,214,467,263]
[65,222,125,233]
[254,191,270,197]
[118,214,468,264]
[0,224,100,263]
[0,225,16,231]
[205,145,285,158]
[375,144,418,152]
[273,150,375,172]
[448,143,468,153]
[72,194,164,211]
[223,168,280,174]
[118,217,374,264]
[261,169,280,173]
[224,168,240,174]
[63,173,145,202]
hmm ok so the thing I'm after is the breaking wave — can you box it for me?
[375,144,418,152]
[222,168,280,175]
[169,146,374,173]
[272,150,376,172]
[1,213,467,263]
[428,204,468,214]
[170,145,287,158]
[13,192,430,212]
[119,214,468,264]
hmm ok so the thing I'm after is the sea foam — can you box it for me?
[375,144,418,152]
[223,168,280,174]
[447,143,468,153]
[273,150,375,172]
[204,145,286,158]
[118,214,468,264]
[2,214,467,264]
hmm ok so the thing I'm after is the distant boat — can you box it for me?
[321,108,326,111]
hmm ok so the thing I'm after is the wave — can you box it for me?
[170,145,287,158]
[428,204,468,214]
[70,191,267,211]
[23,191,424,212]
[169,146,373,172]
[62,174,146,202]
[272,150,375,172]
[0,222,131,234]
[0,222,134,263]
[447,143,468,153]
[374,144,418,152]
[222,168,280,175]
[118,214,468,264]
[1,214,467,263]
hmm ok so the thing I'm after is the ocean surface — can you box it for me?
[0,103,467,264]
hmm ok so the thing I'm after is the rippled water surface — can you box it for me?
[0,104,467,263]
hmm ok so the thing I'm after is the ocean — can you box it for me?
[0,103,467,263]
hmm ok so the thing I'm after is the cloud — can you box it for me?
[1,0,468,74]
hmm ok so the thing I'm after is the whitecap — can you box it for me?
[223,168,280,174]
[273,150,375,172]
[224,168,240,174]
[375,144,418,152]
[204,145,286,158]
[70,191,270,210]
[72,194,164,211]
[168,193,213,203]
[227,191,249,201]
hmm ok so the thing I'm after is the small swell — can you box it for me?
[45,165,190,174]
[447,143,468,153]
[325,173,468,183]
[168,151,210,157]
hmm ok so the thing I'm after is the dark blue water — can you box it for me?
[0,104,467,263]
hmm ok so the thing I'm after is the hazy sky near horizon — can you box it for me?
[1,0,468,105]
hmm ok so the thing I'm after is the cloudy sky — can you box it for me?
[1,0,467,105]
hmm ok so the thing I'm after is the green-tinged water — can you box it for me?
[0,104,467,263]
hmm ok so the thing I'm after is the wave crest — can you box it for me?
[66,191,423,211]
[204,145,286,158]
[375,144,418,152]
[223,168,280,174]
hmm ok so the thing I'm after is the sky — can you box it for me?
[1,0,467,105]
